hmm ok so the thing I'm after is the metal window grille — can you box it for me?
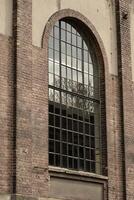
[48,20,101,174]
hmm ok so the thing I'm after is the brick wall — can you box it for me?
[0,0,134,200]
[0,34,14,195]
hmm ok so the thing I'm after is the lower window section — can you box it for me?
[49,102,101,174]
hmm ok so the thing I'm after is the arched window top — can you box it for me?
[48,19,101,174]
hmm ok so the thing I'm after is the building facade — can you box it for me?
[0,0,134,200]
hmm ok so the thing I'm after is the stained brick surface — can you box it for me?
[0,0,134,200]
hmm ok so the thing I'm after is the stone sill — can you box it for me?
[49,166,108,181]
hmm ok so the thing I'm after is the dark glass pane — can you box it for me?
[90,124,95,136]
[69,157,73,168]
[91,137,95,148]
[79,122,83,133]
[68,119,72,130]
[49,114,54,126]
[68,144,73,156]
[49,154,54,165]
[74,159,78,169]
[62,130,67,142]
[55,115,60,127]
[68,131,73,143]
[55,154,60,166]
[85,136,89,147]
[49,104,54,113]
[55,142,60,153]
[85,123,89,134]
[91,149,95,161]
[74,146,78,157]
[79,159,84,170]
[85,148,90,159]
[79,147,84,158]
[55,129,60,140]
[62,156,67,168]
[62,117,66,129]
[73,120,78,131]
[86,161,90,171]
[62,143,67,155]
[79,134,83,145]
[49,140,54,152]
[49,127,54,139]
[74,133,78,144]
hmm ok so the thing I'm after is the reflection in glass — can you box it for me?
[54,39,59,51]
[67,31,71,43]
[61,29,66,41]
[49,73,53,85]
[67,55,71,67]
[61,53,66,65]
[49,36,53,48]
[54,26,59,39]
[49,61,53,73]
[73,70,77,81]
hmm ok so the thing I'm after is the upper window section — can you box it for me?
[48,20,99,99]
[48,19,101,174]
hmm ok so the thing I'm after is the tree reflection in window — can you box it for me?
[48,19,101,174]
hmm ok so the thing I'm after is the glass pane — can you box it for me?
[84,62,88,73]
[49,48,53,60]
[84,50,88,62]
[73,70,77,81]
[49,36,53,48]
[78,59,82,71]
[84,73,88,85]
[54,26,59,39]
[49,88,54,101]
[67,44,71,56]
[67,67,71,79]
[55,62,60,75]
[61,29,66,41]
[55,51,59,63]
[49,73,54,85]
[61,53,66,65]
[89,63,93,75]
[67,55,71,67]
[77,36,82,48]
[67,31,71,43]
[55,90,60,103]
[61,65,66,78]
[78,72,82,83]
[72,34,76,46]
[54,75,60,88]
[61,41,66,54]
[61,21,65,29]
[54,39,59,51]
[49,61,53,73]
[67,23,71,32]
[78,48,82,60]
[72,57,77,69]
[72,46,77,58]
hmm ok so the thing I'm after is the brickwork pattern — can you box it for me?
[0,1,134,200]
[115,0,134,199]
[0,34,14,194]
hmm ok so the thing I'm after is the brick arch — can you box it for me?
[42,8,110,176]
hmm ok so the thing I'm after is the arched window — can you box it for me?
[48,19,102,174]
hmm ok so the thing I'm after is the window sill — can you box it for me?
[49,166,108,181]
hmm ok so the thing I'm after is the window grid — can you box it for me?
[48,20,101,174]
